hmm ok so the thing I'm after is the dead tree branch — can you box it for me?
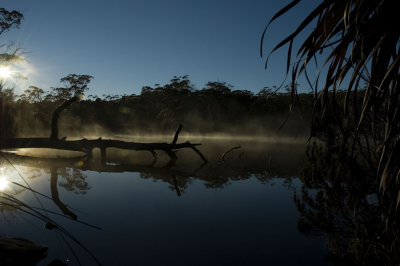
[220,146,241,162]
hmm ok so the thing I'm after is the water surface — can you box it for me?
[0,139,330,265]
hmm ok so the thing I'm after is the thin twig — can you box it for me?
[220,146,241,162]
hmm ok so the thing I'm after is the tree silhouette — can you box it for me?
[20,86,45,103]
[50,74,93,139]
[51,74,93,101]
[0,8,23,35]
[0,8,23,139]
[0,8,24,74]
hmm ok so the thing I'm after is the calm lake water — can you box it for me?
[0,138,331,265]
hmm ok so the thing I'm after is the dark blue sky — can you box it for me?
[1,0,320,96]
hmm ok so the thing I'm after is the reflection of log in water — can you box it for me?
[3,152,197,197]
[5,154,273,197]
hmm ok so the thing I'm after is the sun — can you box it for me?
[0,66,11,79]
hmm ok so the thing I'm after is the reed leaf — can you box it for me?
[262,0,400,213]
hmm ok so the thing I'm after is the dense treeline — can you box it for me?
[1,75,316,138]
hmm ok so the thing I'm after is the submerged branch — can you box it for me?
[220,146,241,162]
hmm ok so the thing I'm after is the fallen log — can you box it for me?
[0,125,208,163]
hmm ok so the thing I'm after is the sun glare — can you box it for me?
[0,66,11,79]
[0,176,9,191]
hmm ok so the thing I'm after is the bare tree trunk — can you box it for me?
[50,96,78,140]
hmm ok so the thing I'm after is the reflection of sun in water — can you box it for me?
[0,176,9,191]
[0,167,9,191]
[0,66,11,79]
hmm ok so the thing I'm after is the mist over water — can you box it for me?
[8,133,307,173]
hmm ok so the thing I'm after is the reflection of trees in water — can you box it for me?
[20,167,46,180]
[0,154,101,265]
[3,151,288,197]
[138,161,278,195]
[57,167,89,194]
[0,149,295,264]
[0,154,87,219]
[50,167,78,220]
[1,151,296,223]
[1,154,90,194]
[140,172,191,197]
[296,142,400,265]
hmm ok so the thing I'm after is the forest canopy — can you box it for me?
[1,75,317,138]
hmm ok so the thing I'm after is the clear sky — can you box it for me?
[1,0,320,96]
